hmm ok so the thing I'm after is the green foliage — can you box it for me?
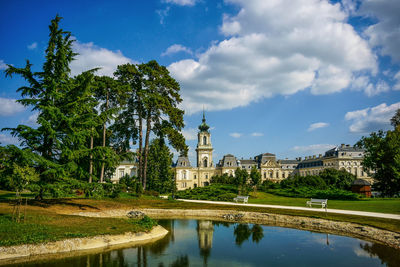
[175,184,238,201]
[250,166,261,188]
[319,168,356,190]
[146,138,174,194]
[280,175,328,190]
[210,173,235,184]
[357,124,400,196]
[264,187,359,200]
[133,215,158,230]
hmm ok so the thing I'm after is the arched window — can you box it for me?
[203,136,207,145]
[203,158,208,167]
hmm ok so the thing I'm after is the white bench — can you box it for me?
[306,198,328,209]
[234,196,249,203]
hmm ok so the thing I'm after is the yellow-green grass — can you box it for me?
[248,191,400,214]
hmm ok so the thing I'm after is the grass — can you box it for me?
[248,191,400,214]
[0,206,157,247]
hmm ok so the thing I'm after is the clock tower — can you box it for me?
[196,112,213,168]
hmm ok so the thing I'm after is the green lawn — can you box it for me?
[248,192,400,214]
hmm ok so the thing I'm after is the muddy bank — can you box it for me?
[0,225,168,264]
[74,208,400,250]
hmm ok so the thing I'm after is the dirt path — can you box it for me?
[176,199,400,220]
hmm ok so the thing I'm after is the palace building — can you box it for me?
[173,114,373,190]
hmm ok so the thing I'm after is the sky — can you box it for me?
[0,0,399,165]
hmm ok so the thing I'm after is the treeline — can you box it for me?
[0,16,187,198]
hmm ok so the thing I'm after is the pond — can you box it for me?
[4,219,400,267]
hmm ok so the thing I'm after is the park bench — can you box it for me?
[233,195,249,204]
[306,198,328,209]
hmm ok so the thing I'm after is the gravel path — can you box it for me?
[177,199,400,220]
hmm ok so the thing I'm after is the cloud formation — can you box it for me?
[0,134,19,145]
[169,0,377,114]
[308,122,329,132]
[70,41,133,77]
[0,59,7,70]
[345,102,400,133]
[230,132,242,138]
[27,42,37,50]
[163,0,197,6]
[162,44,193,56]
[182,127,198,140]
[360,0,400,62]
[292,144,336,155]
[0,97,25,116]
[251,132,264,137]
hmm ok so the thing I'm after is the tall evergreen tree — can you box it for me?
[146,138,174,193]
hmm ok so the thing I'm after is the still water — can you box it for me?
[5,219,400,267]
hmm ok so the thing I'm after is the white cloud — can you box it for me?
[360,0,400,62]
[394,71,400,90]
[182,127,197,140]
[156,7,170,24]
[230,132,242,138]
[169,0,376,114]
[307,122,329,132]
[0,59,7,70]
[292,144,336,155]
[251,132,264,137]
[0,134,19,145]
[70,41,133,77]
[24,112,39,126]
[163,0,197,6]
[162,44,193,56]
[364,80,390,96]
[27,42,37,50]
[0,97,25,116]
[345,102,400,133]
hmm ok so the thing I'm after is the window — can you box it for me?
[203,158,208,167]
[194,175,197,179]
[119,169,125,178]
[183,171,187,180]
[270,172,273,178]
[182,182,187,188]
[276,172,279,178]
[242,166,246,169]
[264,172,266,179]
[282,173,286,178]
[203,136,207,145]
[205,174,208,179]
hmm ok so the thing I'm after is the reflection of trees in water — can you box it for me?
[157,255,189,267]
[233,223,264,246]
[360,242,400,267]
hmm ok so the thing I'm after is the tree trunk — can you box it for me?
[138,116,143,184]
[100,91,109,183]
[89,132,94,183]
[142,115,151,190]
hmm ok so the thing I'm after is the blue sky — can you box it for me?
[0,0,399,164]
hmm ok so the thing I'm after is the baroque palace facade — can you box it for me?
[173,115,372,190]
[111,114,372,188]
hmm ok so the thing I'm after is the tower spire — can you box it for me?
[198,107,209,132]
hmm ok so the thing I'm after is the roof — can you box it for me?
[175,156,192,168]
[352,179,371,186]
[198,111,210,132]
[218,154,238,167]
[239,159,257,165]
[278,159,300,164]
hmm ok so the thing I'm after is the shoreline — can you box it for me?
[0,225,168,265]
[74,208,400,250]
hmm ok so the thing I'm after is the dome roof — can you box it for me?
[198,111,210,132]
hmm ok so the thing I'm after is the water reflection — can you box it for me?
[3,219,398,267]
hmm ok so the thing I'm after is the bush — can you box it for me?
[175,184,238,201]
[264,187,359,200]
[280,175,327,190]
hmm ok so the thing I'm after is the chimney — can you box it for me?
[313,155,316,159]
[299,157,302,161]
[341,144,345,148]
[319,154,322,158]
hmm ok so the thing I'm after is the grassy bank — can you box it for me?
[248,191,400,214]
[0,208,157,247]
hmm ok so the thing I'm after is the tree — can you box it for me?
[319,168,355,190]
[146,138,174,193]
[114,61,187,190]
[390,108,400,128]
[250,166,261,191]
[234,167,249,194]
[94,76,129,183]
[356,126,400,196]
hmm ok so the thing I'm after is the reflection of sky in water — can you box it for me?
[5,219,398,267]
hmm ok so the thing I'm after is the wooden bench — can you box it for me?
[233,196,249,203]
[306,198,328,209]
